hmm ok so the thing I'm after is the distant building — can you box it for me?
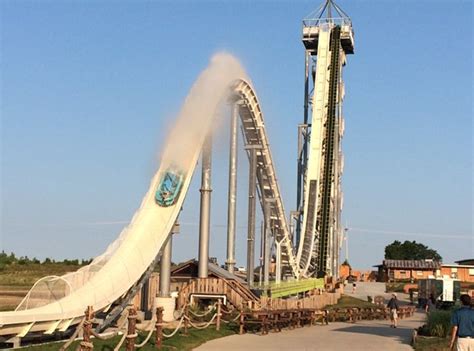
[440,263,474,283]
[374,259,441,282]
[455,258,474,266]
[375,259,474,283]
[339,263,351,280]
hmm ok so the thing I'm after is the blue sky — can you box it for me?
[1,0,472,270]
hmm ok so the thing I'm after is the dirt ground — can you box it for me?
[0,285,29,311]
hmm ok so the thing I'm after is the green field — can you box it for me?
[0,259,85,311]
[413,336,450,351]
[0,263,82,287]
[328,294,375,309]
[18,323,238,351]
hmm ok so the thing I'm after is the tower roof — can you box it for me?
[304,0,351,24]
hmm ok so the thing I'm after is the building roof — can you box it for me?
[171,259,246,283]
[378,259,441,269]
[441,263,474,268]
[455,259,474,265]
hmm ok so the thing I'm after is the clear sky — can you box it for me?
[1,0,472,270]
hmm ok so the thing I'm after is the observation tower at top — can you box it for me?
[295,0,354,278]
[302,0,354,55]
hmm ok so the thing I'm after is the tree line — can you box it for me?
[0,251,92,268]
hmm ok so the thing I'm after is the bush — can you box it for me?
[427,310,452,338]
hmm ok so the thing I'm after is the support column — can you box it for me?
[275,240,282,285]
[159,234,173,297]
[226,102,239,273]
[263,199,273,286]
[246,145,259,287]
[198,135,212,278]
[259,221,264,286]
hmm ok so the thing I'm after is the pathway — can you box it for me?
[344,281,411,303]
[195,312,425,351]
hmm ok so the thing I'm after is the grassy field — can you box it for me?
[19,323,238,350]
[328,294,375,309]
[385,282,407,293]
[0,263,82,286]
[413,336,450,351]
[0,262,84,311]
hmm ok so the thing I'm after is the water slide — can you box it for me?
[0,54,299,337]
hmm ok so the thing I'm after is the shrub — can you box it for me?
[427,310,452,338]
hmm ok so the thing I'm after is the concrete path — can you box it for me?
[344,282,410,303]
[195,312,425,351]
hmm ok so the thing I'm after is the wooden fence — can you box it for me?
[259,288,342,310]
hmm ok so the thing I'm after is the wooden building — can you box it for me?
[169,259,246,293]
[440,263,474,283]
[375,259,441,282]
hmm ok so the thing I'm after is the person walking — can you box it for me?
[450,294,474,351]
[387,293,399,328]
[425,293,437,314]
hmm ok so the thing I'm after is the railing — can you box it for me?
[260,287,341,310]
[263,278,325,298]
[302,17,352,28]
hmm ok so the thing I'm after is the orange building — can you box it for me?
[375,259,441,282]
[439,264,474,283]
[339,263,351,280]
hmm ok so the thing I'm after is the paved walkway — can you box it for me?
[343,282,410,303]
[195,312,425,351]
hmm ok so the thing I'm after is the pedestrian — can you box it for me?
[387,293,399,328]
[352,282,356,294]
[425,293,436,314]
[450,294,474,351]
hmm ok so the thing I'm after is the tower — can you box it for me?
[295,0,354,277]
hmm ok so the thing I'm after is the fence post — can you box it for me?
[184,304,189,336]
[155,307,163,349]
[239,307,244,335]
[126,306,137,351]
[80,306,94,351]
[216,299,222,331]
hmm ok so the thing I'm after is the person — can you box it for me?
[450,294,474,351]
[352,282,357,294]
[387,293,399,328]
[425,293,436,313]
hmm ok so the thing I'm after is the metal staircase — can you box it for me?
[313,26,341,276]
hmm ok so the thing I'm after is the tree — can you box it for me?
[384,240,442,261]
[341,259,351,268]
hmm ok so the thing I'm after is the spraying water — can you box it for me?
[161,52,248,171]
[14,52,249,312]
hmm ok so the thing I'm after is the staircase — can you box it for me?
[177,278,259,309]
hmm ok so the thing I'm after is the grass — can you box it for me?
[0,263,82,287]
[18,324,238,350]
[385,282,406,293]
[328,294,375,309]
[414,336,450,351]
[426,310,452,338]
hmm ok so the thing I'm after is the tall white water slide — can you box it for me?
[0,0,354,340]
[0,79,299,337]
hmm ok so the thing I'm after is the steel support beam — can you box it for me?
[159,233,173,297]
[263,199,273,286]
[275,240,282,285]
[225,103,239,273]
[296,50,311,249]
[246,145,259,286]
[198,135,212,278]
[259,221,264,286]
